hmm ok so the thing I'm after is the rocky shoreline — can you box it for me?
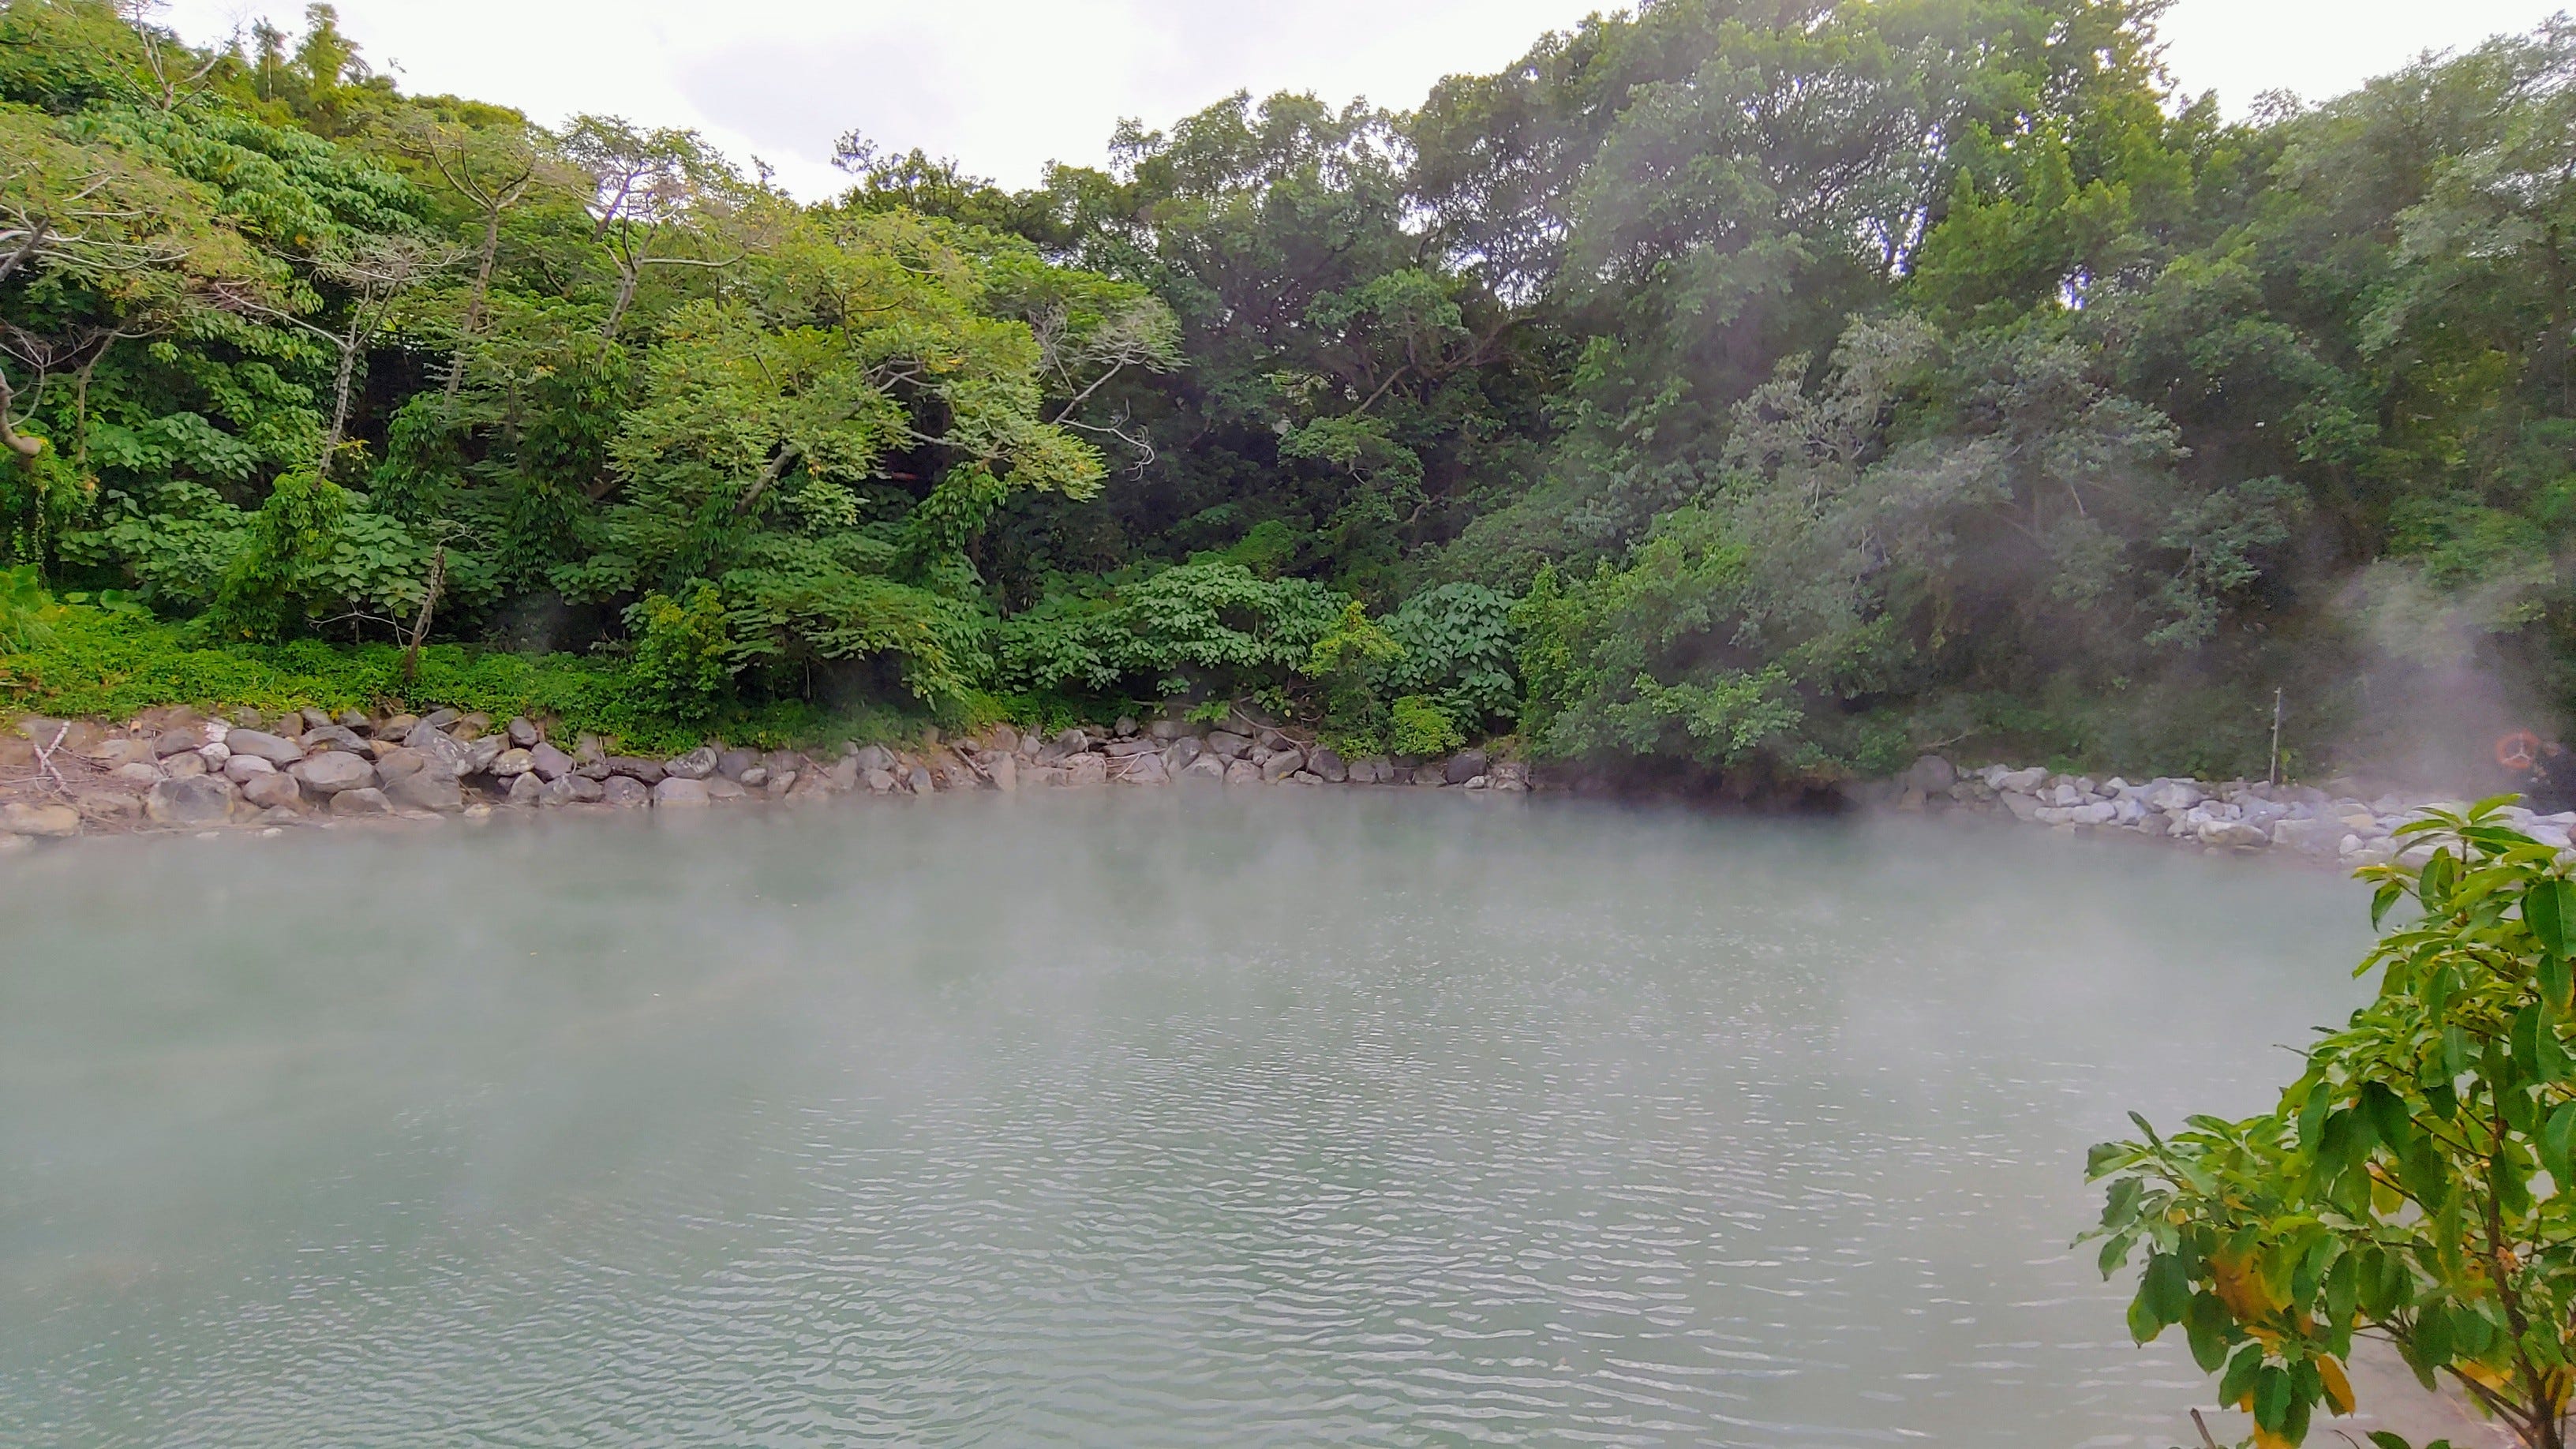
[1868,754,2529,869]
[0,703,2522,867]
[0,704,1532,845]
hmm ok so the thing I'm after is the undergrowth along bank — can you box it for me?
[0,606,930,754]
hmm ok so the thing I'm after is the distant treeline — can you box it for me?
[4,0,2571,779]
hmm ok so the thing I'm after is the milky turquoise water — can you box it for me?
[0,794,2382,1446]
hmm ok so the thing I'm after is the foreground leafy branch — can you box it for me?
[2091,799,2576,1447]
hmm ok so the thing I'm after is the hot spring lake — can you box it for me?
[2,794,2385,1446]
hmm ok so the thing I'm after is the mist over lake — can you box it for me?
[2,797,2373,1446]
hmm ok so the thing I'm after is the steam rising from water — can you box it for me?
[0,797,2421,1443]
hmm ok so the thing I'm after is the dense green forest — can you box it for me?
[4,0,2572,781]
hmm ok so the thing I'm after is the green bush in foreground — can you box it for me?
[0,605,918,754]
[2090,799,2576,1448]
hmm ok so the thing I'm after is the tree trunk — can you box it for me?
[602,264,642,339]
[442,205,506,413]
[0,368,44,462]
[320,324,361,476]
[0,218,50,289]
[400,543,446,684]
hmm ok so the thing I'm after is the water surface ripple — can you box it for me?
[1,795,2372,1446]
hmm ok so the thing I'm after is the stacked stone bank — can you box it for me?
[0,707,1529,844]
[1881,754,2540,868]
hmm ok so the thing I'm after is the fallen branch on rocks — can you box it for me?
[30,721,67,794]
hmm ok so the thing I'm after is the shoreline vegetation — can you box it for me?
[0,688,2496,863]
[7,1,2576,804]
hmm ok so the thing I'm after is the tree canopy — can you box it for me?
[6,0,2576,775]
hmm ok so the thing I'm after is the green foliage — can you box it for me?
[17,0,2576,780]
[2090,800,2576,1447]
[1381,581,1519,727]
[204,470,427,639]
[1387,694,1465,759]
[626,584,731,721]
[1302,598,1404,752]
[0,603,892,753]
[995,559,1346,702]
[0,564,60,651]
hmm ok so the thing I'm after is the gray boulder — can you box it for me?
[1904,754,1959,793]
[601,775,650,808]
[1063,753,1107,787]
[605,756,666,784]
[653,777,713,807]
[88,736,158,770]
[1121,751,1171,785]
[706,777,747,801]
[665,745,720,781]
[1990,766,2049,794]
[529,742,575,781]
[507,772,547,806]
[863,767,897,794]
[717,748,760,780]
[417,708,461,732]
[299,724,367,753]
[2141,779,2204,813]
[506,716,541,748]
[906,764,935,794]
[1308,747,1348,784]
[1223,758,1262,786]
[1207,730,1252,760]
[851,743,897,773]
[290,752,378,796]
[983,754,1017,792]
[329,787,393,817]
[384,769,466,812]
[223,729,305,766]
[1180,754,1226,781]
[223,754,275,784]
[487,747,536,778]
[1163,736,1205,770]
[1443,750,1489,785]
[242,774,304,811]
[406,724,471,773]
[1,802,80,837]
[145,776,235,826]
[1261,748,1305,782]
[2200,819,2272,849]
[462,736,507,776]
[373,747,429,781]
[151,729,205,758]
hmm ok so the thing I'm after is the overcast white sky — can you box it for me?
[155,0,2574,198]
